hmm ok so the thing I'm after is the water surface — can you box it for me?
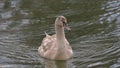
[0,0,120,68]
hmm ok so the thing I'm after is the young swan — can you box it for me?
[38,16,73,60]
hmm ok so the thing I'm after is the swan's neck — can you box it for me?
[56,26,65,42]
[55,23,66,49]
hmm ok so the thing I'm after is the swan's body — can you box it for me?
[38,16,73,60]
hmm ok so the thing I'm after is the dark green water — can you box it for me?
[0,0,120,68]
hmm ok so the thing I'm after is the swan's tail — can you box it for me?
[44,31,49,37]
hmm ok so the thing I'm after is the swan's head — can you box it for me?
[55,16,71,31]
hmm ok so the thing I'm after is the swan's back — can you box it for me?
[38,34,72,60]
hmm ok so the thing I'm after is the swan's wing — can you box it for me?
[38,34,56,56]
[64,38,71,48]
[65,38,73,57]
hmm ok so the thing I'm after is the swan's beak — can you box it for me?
[63,23,71,31]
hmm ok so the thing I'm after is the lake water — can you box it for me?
[0,0,120,68]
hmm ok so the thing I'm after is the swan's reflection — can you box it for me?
[41,58,73,68]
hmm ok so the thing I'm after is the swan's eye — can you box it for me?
[63,22,66,26]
